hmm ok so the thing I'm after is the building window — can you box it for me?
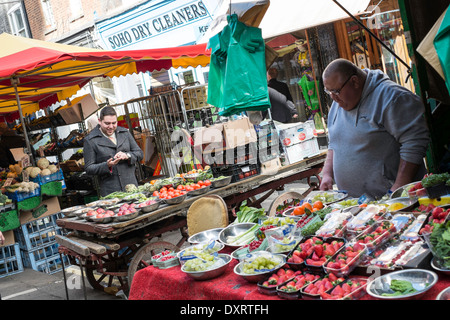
[41,0,56,29]
[70,0,84,21]
[8,4,29,37]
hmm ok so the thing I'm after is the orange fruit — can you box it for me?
[313,201,324,210]
[302,202,313,211]
[293,206,304,216]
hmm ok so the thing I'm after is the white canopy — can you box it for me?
[197,0,371,43]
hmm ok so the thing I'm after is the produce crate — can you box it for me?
[0,209,20,232]
[31,168,64,185]
[0,243,24,278]
[0,203,16,213]
[425,183,450,199]
[40,180,63,196]
[14,212,64,251]
[6,187,40,202]
[211,163,260,183]
[20,242,69,274]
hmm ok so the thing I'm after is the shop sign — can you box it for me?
[96,0,214,50]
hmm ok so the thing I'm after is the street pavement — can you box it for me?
[0,179,316,300]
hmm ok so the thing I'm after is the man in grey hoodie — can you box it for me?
[319,58,429,199]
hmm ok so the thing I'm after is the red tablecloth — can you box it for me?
[128,258,450,300]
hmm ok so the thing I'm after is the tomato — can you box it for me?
[166,196,172,199]
[198,180,204,186]
[152,191,159,197]
[203,180,211,186]
[168,187,174,191]
[160,187,167,192]
[193,184,200,190]
[177,185,184,190]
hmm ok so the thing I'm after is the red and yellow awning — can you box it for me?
[0,33,211,118]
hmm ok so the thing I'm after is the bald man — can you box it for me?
[319,58,429,199]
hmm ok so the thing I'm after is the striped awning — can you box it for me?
[0,33,211,117]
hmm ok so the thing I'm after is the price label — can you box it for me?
[21,155,30,168]
[3,178,13,187]
[22,170,29,182]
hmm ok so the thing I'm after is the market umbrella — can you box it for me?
[0,32,211,162]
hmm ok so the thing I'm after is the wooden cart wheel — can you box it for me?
[84,244,141,293]
[127,241,180,289]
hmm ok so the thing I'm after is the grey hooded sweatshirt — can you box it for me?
[328,69,429,198]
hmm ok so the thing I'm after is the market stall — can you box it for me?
[126,177,450,301]
[54,152,326,294]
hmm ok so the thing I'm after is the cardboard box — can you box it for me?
[193,123,224,147]
[260,157,282,176]
[19,197,61,225]
[222,118,257,149]
[278,120,317,147]
[283,137,320,165]
[0,230,15,247]
[56,94,99,124]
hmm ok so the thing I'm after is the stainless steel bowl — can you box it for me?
[74,207,98,218]
[177,241,225,260]
[218,223,256,248]
[86,198,121,207]
[181,254,232,281]
[188,228,224,244]
[211,176,232,188]
[112,209,140,222]
[188,185,211,196]
[431,257,450,276]
[136,200,161,213]
[366,269,438,300]
[381,197,418,212]
[60,205,86,218]
[436,286,450,300]
[164,193,187,205]
[233,251,286,283]
[81,212,114,224]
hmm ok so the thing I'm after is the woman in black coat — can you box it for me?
[83,107,143,197]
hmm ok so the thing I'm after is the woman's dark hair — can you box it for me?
[99,106,117,120]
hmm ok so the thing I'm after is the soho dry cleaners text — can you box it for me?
[107,1,208,49]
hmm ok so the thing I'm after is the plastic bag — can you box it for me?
[207,14,270,116]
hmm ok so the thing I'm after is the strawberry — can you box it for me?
[277,268,286,277]
[314,244,323,257]
[285,269,295,277]
[331,285,344,296]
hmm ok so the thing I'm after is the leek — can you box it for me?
[227,224,259,246]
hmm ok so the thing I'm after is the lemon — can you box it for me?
[388,202,405,211]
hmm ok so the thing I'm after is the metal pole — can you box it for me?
[11,76,35,166]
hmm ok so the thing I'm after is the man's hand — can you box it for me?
[114,151,130,161]
[107,157,121,168]
[319,174,334,191]
[0,231,5,246]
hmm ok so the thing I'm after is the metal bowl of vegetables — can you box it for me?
[211,176,232,188]
[181,254,232,281]
[366,269,438,300]
[436,286,450,300]
[381,197,418,213]
[431,257,450,276]
[188,185,211,196]
[233,251,286,283]
[218,223,258,248]
[164,193,187,205]
[188,228,224,245]
[60,205,86,218]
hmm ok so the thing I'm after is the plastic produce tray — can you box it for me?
[0,243,24,278]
